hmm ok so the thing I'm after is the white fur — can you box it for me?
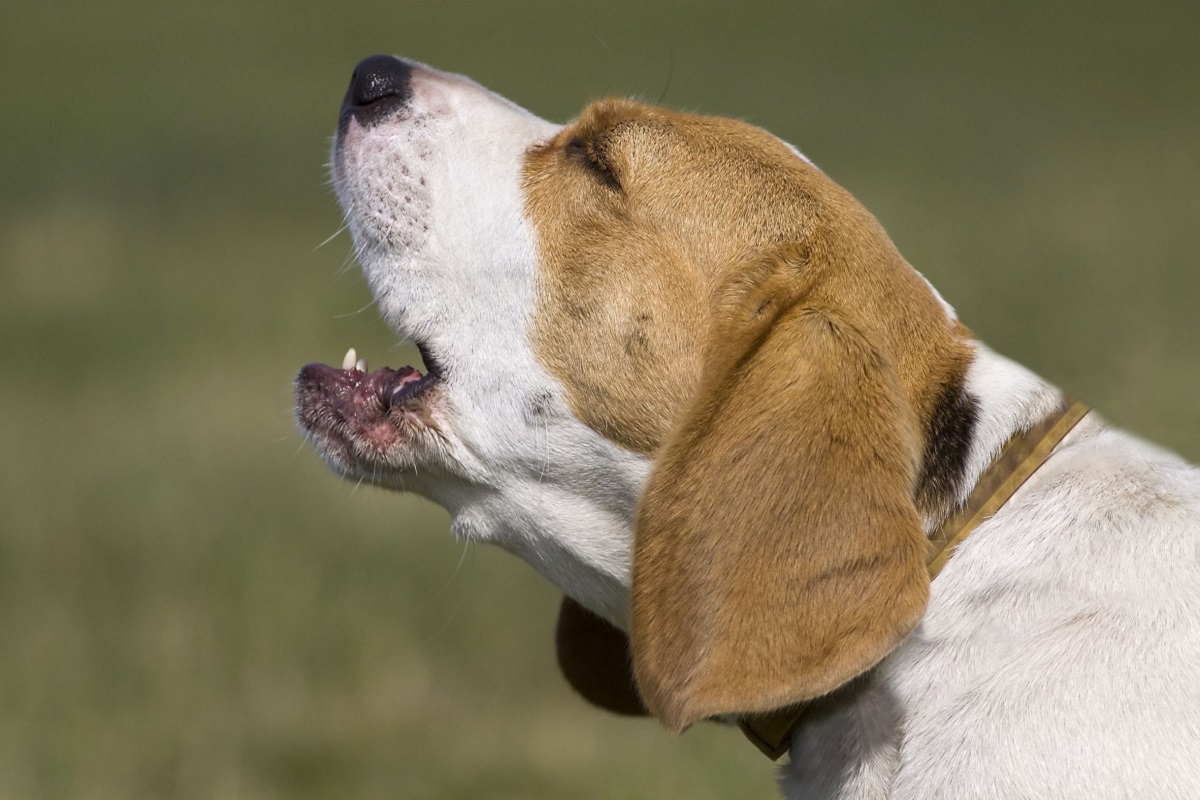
[328,60,1200,799]
[331,63,648,626]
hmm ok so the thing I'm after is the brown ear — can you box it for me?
[630,247,930,732]
[555,597,648,716]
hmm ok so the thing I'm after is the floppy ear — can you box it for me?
[630,246,931,732]
[555,597,647,716]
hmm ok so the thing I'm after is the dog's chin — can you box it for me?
[294,353,444,483]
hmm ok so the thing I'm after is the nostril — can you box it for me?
[348,55,412,108]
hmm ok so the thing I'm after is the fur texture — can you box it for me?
[297,57,1200,799]
[632,247,930,730]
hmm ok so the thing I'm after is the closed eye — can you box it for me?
[566,137,621,191]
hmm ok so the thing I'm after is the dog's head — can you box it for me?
[296,56,974,731]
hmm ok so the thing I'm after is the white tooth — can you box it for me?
[342,347,357,370]
[355,358,368,372]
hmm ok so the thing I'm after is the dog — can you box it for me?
[295,56,1200,799]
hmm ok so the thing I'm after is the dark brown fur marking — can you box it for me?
[916,377,979,519]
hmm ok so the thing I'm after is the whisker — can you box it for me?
[656,40,675,105]
[315,221,350,252]
[405,543,477,650]
[333,297,380,320]
[594,34,620,81]
[411,537,472,612]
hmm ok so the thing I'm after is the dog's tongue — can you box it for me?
[382,366,425,407]
[336,348,426,410]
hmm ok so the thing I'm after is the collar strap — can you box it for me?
[738,398,1091,760]
[925,398,1090,577]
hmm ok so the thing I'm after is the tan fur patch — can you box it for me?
[523,100,973,726]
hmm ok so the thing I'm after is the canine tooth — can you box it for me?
[342,348,357,370]
[356,358,368,372]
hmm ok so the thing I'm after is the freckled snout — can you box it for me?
[339,54,414,129]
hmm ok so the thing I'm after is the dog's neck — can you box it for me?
[933,341,1069,534]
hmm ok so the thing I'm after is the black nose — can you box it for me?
[340,55,413,128]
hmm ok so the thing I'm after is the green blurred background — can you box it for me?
[2,1,1197,798]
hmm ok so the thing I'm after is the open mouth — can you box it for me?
[301,346,438,411]
[295,345,443,467]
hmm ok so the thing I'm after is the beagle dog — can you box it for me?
[296,56,1200,799]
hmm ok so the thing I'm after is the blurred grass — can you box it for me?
[1,1,1197,798]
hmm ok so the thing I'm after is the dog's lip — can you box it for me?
[294,345,444,459]
[297,349,439,414]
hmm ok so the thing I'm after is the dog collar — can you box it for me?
[738,398,1091,760]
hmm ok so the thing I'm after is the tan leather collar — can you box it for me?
[738,398,1091,760]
